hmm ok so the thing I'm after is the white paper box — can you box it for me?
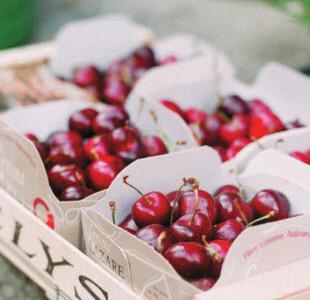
[0,187,141,300]
[0,99,195,248]
[82,146,310,300]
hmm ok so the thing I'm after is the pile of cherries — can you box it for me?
[161,96,304,161]
[25,106,168,201]
[117,177,291,291]
[70,45,175,106]
[290,148,310,165]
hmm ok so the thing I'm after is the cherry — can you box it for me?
[72,65,100,88]
[84,135,111,161]
[184,108,207,124]
[47,131,83,148]
[249,111,284,140]
[69,108,98,136]
[169,212,212,243]
[87,155,125,190]
[26,133,47,161]
[290,151,310,164]
[160,100,185,120]
[47,164,86,195]
[285,119,304,130]
[92,106,129,134]
[220,114,249,144]
[101,74,129,106]
[213,146,227,162]
[106,59,126,75]
[164,242,209,279]
[205,239,231,278]
[250,189,290,221]
[178,189,217,224]
[25,133,39,142]
[215,191,253,224]
[48,144,86,167]
[124,176,171,227]
[119,214,139,233]
[143,136,168,157]
[218,95,249,117]
[131,46,156,69]
[110,125,144,163]
[135,224,173,253]
[214,185,240,197]
[189,277,215,291]
[248,99,271,114]
[225,137,251,160]
[203,114,223,145]
[213,219,244,241]
[59,186,94,201]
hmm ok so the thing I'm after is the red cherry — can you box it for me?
[84,135,111,161]
[214,185,240,197]
[184,108,207,124]
[48,164,86,195]
[251,189,290,221]
[101,74,129,106]
[59,186,94,201]
[48,144,86,167]
[25,133,39,142]
[164,242,209,279]
[249,111,284,140]
[213,146,227,162]
[69,108,98,136]
[110,125,144,163]
[72,66,100,88]
[143,136,168,157]
[47,131,83,148]
[215,191,254,224]
[206,240,231,278]
[135,224,173,253]
[26,133,48,161]
[218,95,249,117]
[92,106,129,134]
[225,137,251,160]
[131,46,156,69]
[213,219,244,241]
[169,212,212,243]
[290,151,310,164]
[160,100,185,120]
[119,214,139,233]
[106,59,126,75]
[178,190,217,224]
[87,156,125,190]
[189,277,215,291]
[203,114,223,145]
[220,114,249,144]
[249,99,272,114]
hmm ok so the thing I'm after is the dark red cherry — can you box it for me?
[135,224,173,253]
[206,240,231,278]
[59,186,94,201]
[215,191,254,223]
[47,164,86,195]
[47,131,83,148]
[248,99,271,115]
[184,108,207,124]
[178,190,217,224]
[169,212,212,243]
[69,108,98,136]
[203,114,223,145]
[251,189,290,221]
[218,95,249,117]
[132,192,171,227]
[131,46,156,69]
[119,214,139,233]
[213,146,227,162]
[213,219,244,241]
[143,136,168,157]
[92,106,129,134]
[220,114,249,144]
[84,135,111,161]
[214,185,240,197]
[110,125,144,163]
[160,100,185,120]
[249,111,284,140]
[87,155,125,190]
[25,133,39,142]
[101,74,129,106]
[26,134,47,161]
[48,144,86,167]
[189,277,215,291]
[225,137,251,160]
[290,151,310,164]
[164,242,209,279]
[72,66,100,88]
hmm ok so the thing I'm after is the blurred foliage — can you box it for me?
[266,0,310,26]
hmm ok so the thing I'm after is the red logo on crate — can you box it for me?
[33,198,55,229]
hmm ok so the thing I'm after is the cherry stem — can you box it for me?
[233,197,248,225]
[202,236,221,262]
[123,176,144,197]
[170,178,188,225]
[109,201,116,225]
[217,110,231,123]
[156,231,167,252]
[246,211,275,228]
